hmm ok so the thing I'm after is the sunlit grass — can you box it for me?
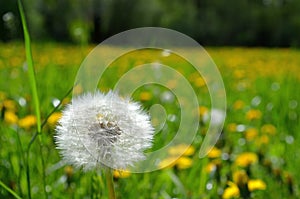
[0,43,300,198]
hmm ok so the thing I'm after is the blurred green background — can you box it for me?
[1,0,300,46]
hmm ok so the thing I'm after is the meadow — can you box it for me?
[0,42,300,199]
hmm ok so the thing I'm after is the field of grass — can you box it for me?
[1,42,300,199]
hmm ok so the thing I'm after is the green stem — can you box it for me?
[0,180,22,199]
[18,2,47,198]
[15,130,25,197]
[105,168,116,199]
[39,140,48,198]
[198,157,208,196]
[18,0,41,135]
[25,150,32,199]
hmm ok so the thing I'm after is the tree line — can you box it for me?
[1,0,300,47]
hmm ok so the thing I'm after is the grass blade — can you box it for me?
[17,0,41,134]
[18,1,42,198]
[0,180,22,199]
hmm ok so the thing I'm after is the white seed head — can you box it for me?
[55,91,154,171]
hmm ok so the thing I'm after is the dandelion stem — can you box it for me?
[105,168,116,199]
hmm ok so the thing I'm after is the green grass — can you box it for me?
[0,42,300,199]
[17,1,43,198]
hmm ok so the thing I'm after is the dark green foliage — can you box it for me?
[1,0,300,46]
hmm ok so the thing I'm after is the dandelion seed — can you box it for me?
[55,91,154,171]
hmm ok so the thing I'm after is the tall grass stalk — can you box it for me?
[17,1,44,198]
[17,0,41,134]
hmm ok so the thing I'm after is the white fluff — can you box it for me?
[55,91,154,171]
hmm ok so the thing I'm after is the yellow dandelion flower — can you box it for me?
[246,109,262,120]
[47,112,62,126]
[227,123,237,132]
[199,106,209,117]
[139,92,152,101]
[207,147,222,158]
[235,152,258,167]
[194,77,206,87]
[233,170,249,185]
[233,100,245,110]
[256,135,269,145]
[18,115,37,129]
[64,165,74,178]
[158,157,178,169]
[188,72,198,82]
[4,111,18,124]
[245,128,258,141]
[113,170,131,178]
[158,155,193,170]
[248,179,266,191]
[261,124,276,135]
[176,157,193,169]
[168,144,195,156]
[2,99,17,112]
[206,159,222,173]
[233,69,245,79]
[223,182,240,199]
[206,162,217,173]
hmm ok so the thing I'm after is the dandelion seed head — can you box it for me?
[55,91,154,171]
